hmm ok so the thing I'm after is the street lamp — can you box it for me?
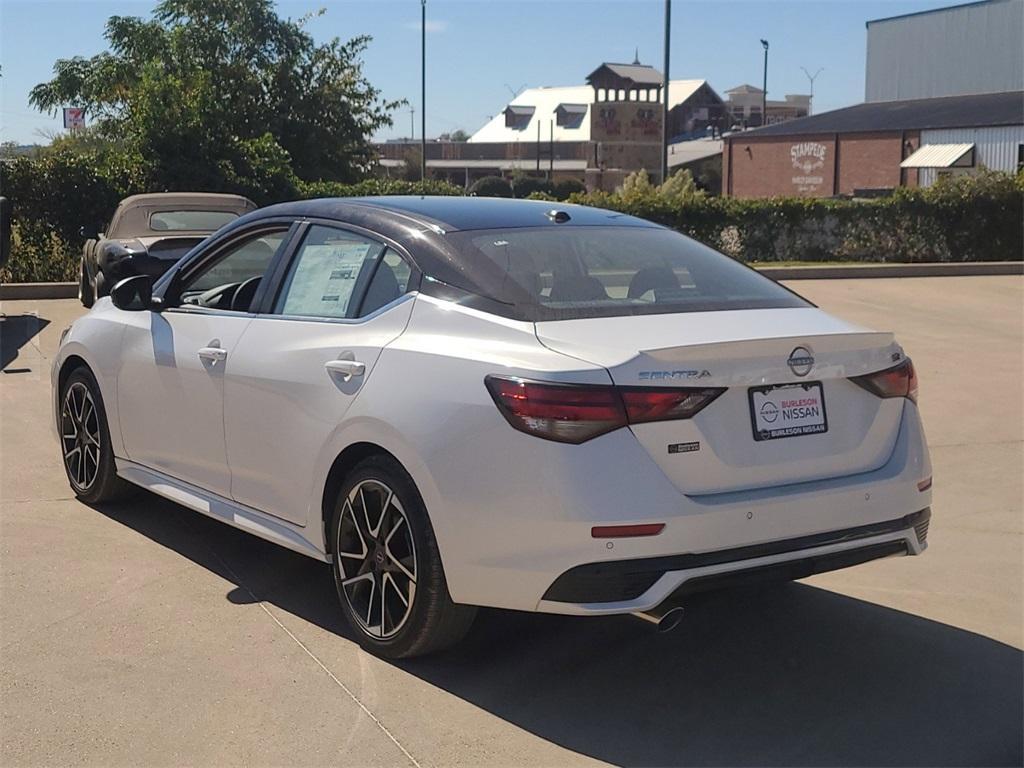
[661,0,671,184]
[421,0,427,181]
[760,39,769,127]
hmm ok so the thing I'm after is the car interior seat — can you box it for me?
[507,252,543,299]
[548,261,608,303]
[360,261,400,315]
[627,265,681,301]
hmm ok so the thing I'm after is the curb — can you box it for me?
[0,282,78,300]
[0,262,1021,300]
[757,262,1024,280]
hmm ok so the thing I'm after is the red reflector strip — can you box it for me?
[917,477,933,492]
[591,523,665,538]
[619,387,725,424]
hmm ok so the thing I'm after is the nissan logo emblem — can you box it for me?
[787,346,814,377]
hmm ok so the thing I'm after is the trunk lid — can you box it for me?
[536,308,906,494]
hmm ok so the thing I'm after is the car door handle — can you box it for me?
[324,359,366,381]
[197,346,228,363]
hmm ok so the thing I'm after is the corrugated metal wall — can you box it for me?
[918,125,1024,185]
[866,0,1024,102]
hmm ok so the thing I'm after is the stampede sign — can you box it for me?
[790,141,827,193]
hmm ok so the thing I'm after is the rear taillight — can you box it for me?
[619,387,724,424]
[485,376,723,444]
[851,359,918,403]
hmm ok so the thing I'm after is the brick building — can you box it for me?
[724,0,1024,198]
[724,84,811,129]
[723,91,1024,198]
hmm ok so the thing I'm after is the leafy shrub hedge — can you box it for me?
[2,154,1020,283]
[565,169,1023,263]
[468,176,512,198]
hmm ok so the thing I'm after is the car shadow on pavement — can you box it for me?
[93,492,1023,767]
[0,313,50,371]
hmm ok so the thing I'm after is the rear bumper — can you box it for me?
[427,395,931,613]
[538,508,929,615]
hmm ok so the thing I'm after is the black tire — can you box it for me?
[329,454,476,658]
[79,261,95,308]
[58,367,134,504]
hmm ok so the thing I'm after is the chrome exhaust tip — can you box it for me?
[632,605,685,633]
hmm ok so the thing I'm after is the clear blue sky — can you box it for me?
[1,0,955,145]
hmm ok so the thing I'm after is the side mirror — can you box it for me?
[0,196,10,269]
[110,275,154,311]
[79,224,102,240]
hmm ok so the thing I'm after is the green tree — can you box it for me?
[29,0,399,198]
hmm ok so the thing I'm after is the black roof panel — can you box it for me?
[338,195,654,232]
[735,91,1023,137]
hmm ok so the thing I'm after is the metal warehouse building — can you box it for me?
[724,0,1024,198]
[866,0,1023,103]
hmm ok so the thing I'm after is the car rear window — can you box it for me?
[444,226,809,321]
[150,210,239,231]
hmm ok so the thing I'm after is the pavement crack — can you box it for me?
[205,548,423,768]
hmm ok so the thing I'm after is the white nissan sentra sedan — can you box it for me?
[52,196,932,657]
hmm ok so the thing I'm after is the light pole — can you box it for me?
[760,39,769,127]
[800,66,823,114]
[661,0,671,184]
[421,0,426,181]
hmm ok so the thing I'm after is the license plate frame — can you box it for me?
[749,381,828,442]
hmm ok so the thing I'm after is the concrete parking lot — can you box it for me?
[2,276,1022,767]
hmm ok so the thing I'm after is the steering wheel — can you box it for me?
[184,282,240,309]
[231,276,262,312]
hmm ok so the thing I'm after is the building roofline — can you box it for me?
[726,89,1023,138]
[865,0,998,27]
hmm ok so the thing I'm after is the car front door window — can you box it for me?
[180,230,288,312]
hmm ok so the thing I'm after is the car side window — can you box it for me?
[356,249,414,317]
[273,225,385,319]
[180,230,288,310]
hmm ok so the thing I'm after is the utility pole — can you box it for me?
[760,39,769,126]
[800,66,823,114]
[421,0,427,181]
[409,107,415,140]
[661,0,671,184]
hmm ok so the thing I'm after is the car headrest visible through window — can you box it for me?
[627,265,681,299]
[507,253,543,298]
[549,262,608,303]
[361,261,400,316]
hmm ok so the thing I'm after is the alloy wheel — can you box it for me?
[61,382,101,492]
[336,479,418,639]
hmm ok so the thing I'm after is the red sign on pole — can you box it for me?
[63,107,85,130]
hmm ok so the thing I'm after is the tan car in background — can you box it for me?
[79,192,256,307]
